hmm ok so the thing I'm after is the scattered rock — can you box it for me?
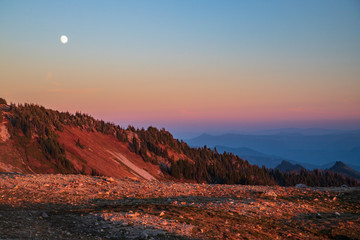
[264,190,277,197]
[0,174,359,239]
[140,232,148,239]
[41,211,49,218]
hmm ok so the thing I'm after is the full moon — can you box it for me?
[60,35,68,44]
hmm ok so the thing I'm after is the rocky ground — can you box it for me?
[0,174,359,239]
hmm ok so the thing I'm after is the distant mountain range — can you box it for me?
[215,145,288,169]
[275,160,304,173]
[274,160,360,182]
[214,145,360,172]
[187,131,360,170]
[236,128,351,136]
[329,161,360,181]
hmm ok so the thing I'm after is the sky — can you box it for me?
[1,0,360,138]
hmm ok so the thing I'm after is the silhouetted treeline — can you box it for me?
[5,103,360,187]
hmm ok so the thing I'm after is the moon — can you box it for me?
[60,35,68,44]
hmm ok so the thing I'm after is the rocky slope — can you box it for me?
[0,173,359,239]
[0,104,161,181]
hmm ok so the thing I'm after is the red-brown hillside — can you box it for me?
[0,103,163,181]
[57,126,161,180]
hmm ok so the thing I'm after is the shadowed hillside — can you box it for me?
[276,160,305,173]
[0,100,359,187]
[329,161,360,181]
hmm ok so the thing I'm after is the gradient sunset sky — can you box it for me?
[1,1,360,137]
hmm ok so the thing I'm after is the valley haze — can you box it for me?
[186,130,360,171]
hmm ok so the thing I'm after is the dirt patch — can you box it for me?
[0,123,10,142]
[108,150,157,181]
[0,162,23,173]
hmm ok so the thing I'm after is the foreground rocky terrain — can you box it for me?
[0,174,359,239]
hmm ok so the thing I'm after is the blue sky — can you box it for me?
[1,0,360,138]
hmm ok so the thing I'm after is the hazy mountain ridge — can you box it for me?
[0,100,359,187]
[329,161,360,181]
[275,160,305,173]
[274,160,360,181]
[214,145,360,173]
[214,145,290,169]
[188,131,360,166]
[232,128,357,136]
